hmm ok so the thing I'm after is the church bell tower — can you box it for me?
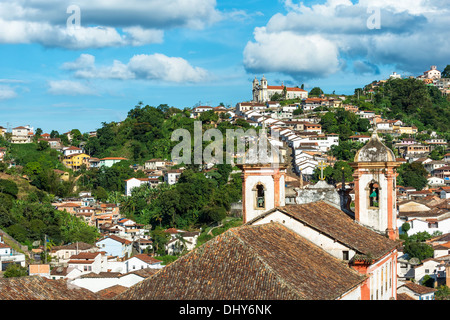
[238,126,287,223]
[350,130,400,240]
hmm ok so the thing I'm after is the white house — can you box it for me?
[356,110,375,119]
[164,228,200,255]
[376,121,393,131]
[423,65,441,80]
[350,135,371,144]
[398,216,450,236]
[0,240,26,271]
[164,169,182,185]
[440,187,450,199]
[191,106,213,118]
[11,125,33,144]
[49,266,83,280]
[428,176,445,187]
[99,157,128,168]
[49,242,99,265]
[95,235,133,259]
[144,159,166,171]
[63,146,83,157]
[397,282,437,300]
[389,72,402,79]
[123,254,163,273]
[67,252,108,275]
[124,177,150,196]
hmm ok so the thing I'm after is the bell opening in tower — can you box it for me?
[256,184,265,209]
[369,182,379,208]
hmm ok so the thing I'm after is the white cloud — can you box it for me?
[47,80,98,96]
[243,0,450,79]
[243,28,340,79]
[0,18,164,49]
[0,85,18,100]
[128,54,210,83]
[0,0,220,49]
[62,53,210,83]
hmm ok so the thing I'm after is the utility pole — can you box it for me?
[44,234,47,264]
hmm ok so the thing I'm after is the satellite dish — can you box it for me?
[409,257,420,265]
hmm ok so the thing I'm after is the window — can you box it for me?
[342,251,349,261]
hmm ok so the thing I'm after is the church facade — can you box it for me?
[252,76,308,102]
[239,130,400,300]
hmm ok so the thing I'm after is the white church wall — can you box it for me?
[252,210,357,261]
[357,173,389,234]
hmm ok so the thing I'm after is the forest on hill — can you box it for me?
[371,78,450,135]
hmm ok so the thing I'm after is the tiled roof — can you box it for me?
[397,293,415,300]
[97,285,128,299]
[0,276,102,300]
[115,222,366,300]
[121,268,159,279]
[70,252,101,260]
[130,254,162,265]
[79,272,122,279]
[100,157,128,160]
[247,201,399,260]
[97,234,132,245]
[50,242,95,252]
[400,282,437,294]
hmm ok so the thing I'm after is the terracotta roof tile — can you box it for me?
[115,223,366,300]
[247,201,399,260]
[0,276,102,300]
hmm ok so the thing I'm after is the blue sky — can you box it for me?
[0,0,449,133]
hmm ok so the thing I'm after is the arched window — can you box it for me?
[254,183,265,209]
[368,181,379,208]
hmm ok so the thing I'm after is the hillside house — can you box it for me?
[164,169,182,185]
[397,282,437,300]
[125,177,150,196]
[11,125,33,144]
[67,252,108,275]
[144,159,166,171]
[95,235,133,259]
[99,157,128,168]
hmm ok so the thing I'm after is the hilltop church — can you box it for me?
[252,75,308,102]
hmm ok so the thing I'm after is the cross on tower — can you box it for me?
[318,161,327,181]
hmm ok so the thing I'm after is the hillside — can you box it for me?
[368,78,450,134]
[0,172,42,200]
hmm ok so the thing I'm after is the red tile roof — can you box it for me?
[115,222,367,300]
[0,276,102,300]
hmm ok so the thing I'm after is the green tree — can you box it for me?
[36,140,49,151]
[442,65,450,78]
[435,285,450,300]
[400,222,410,238]
[310,87,324,96]
[403,241,434,262]
[151,227,171,255]
[0,179,19,198]
[93,186,108,202]
[3,264,28,278]
[421,275,435,288]
[199,110,219,124]
[397,162,428,190]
